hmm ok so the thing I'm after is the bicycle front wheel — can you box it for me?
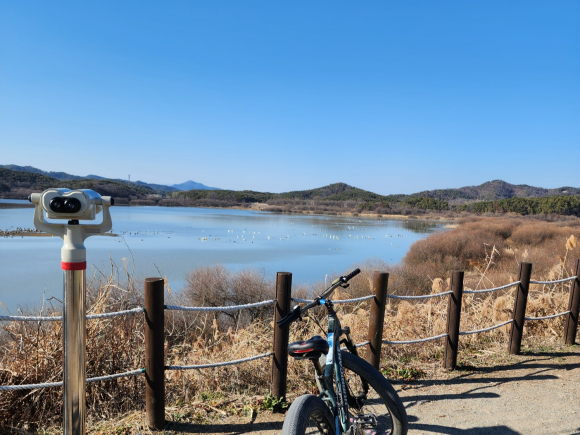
[281,394,335,435]
[335,351,408,435]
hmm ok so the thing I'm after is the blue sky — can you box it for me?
[1,1,578,194]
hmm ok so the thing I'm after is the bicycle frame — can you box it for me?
[278,268,364,434]
[313,299,360,435]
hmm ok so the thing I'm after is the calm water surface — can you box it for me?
[0,200,446,312]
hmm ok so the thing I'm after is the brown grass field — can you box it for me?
[1,215,579,433]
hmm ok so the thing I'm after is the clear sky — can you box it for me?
[1,1,578,194]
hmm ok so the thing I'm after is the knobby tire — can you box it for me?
[335,351,408,435]
[281,394,335,435]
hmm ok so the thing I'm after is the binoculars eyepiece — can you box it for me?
[30,188,114,221]
[49,197,82,214]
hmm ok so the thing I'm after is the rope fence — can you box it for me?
[0,369,145,392]
[525,311,571,321]
[459,319,514,336]
[2,273,573,323]
[291,295,375,304]
[530,277,576,285]
[1,261,579,429]
[464,281,520,294]
[383,333,449,345]
[387,291,452,300]
[165,352,273,371]
[165,299,276,312]
[0,307,145,322]
[0,380,63,391]
[0,314,63,322]
[87,307,144,319]
[291,297,312,303]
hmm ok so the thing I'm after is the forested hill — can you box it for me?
[172,182,402,203]
[171,181,580,216]
[0,164,86,181]
[0,167,155,202]
[0,164,179,193]
[2,166,579,216]
[412,179,580,202]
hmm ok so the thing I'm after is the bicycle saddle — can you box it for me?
[288,335,329,360]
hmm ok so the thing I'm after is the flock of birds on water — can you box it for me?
[104,222,406,251]
[2,223,407,251]
[1,227,42,237]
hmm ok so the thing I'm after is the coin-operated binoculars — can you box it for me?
[29,189,114,435]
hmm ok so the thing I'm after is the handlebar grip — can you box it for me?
[277,305,301,328]
[344,268,361,282]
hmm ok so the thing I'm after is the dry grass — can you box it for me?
[0,261,146,431]
[1,217,579,433]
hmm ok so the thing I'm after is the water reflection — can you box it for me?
[0,201,447,312]
[402,219,448,234]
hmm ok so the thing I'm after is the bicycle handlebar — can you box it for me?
[277,305,302,328]
[343,268,361,282]
[277,268,361,328]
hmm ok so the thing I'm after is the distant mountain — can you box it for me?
[172,180,220,191]
[0,164,180,193]
[0,164,85,181]
[2,163,578,212]
[271,180,580,203]
[411,180,580,203]
[1,164,225,194]
[275,182,403,202]
[173,182,407,204]
[132,181,176,192]
[0,167,155,201]
[171,179,580,204]
[170,180,580,216]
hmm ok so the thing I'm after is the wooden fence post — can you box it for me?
[444,271,464,370]
[366,272,388,370]
[508,262,533,355]
[145,278,165,430]
[271,272,292,399]
[563,259,580,345]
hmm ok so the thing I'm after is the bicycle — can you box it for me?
[278,268,408,435]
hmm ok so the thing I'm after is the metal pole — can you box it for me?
[29,190,113,435]
[508,262,532,355]
[366,272,388,370]
[63,267,86,435]
[145,278,165,430]
[271,272,292,399]
[444,271,464,370]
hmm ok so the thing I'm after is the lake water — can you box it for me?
[0,200,446,313]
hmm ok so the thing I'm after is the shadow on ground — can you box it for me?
[408,422,522,434]
[162,349,579,435]
[398,353,580,391]
[164,420,283,434]
[399,350,580,434]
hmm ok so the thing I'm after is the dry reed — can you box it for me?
[1,217,579,433]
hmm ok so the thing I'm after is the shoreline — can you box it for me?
[1,231,119,237]
[1,198,458,222]
[236,202,457,221]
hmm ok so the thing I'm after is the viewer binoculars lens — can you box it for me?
[49,197,82,214]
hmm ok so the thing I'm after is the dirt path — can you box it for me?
[397,348,580,434]
[170,346,580,435]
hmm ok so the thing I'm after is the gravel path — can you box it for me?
[169,347,580,435]
[398,349,580,434]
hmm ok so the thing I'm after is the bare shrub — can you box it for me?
[184,265,274,331]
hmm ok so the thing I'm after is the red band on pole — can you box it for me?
[61,261,87,271]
